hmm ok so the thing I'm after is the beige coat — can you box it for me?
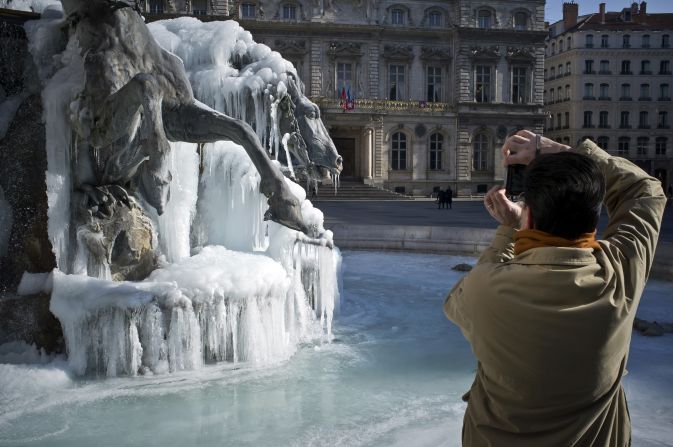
[444,140,667,446]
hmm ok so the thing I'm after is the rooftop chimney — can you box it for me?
[640,1,647,14]
[599,3,606,23]
[563,2,578,29]
[631,2,638,16]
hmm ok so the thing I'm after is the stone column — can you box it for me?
[363,128,373,180]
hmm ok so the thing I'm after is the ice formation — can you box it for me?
[19,7,340,376]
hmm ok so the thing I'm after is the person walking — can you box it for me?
[446,186,453,209]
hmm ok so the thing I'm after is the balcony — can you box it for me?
[658,124,671,129]
[640,71,652,75]
[658,97,672,101]
[583,95,596,100]
[582,124,595,128]
[563,125,570,129]
[620,71,633,75]
[639,96,652,101]
[598,70,611,75]
[638,124,651,129]
[583,70,596,75]
[598,124,611,129]
[619,96,632,101]
[598,96,611,101]
[619,124,632,129]
[660,71,672,75]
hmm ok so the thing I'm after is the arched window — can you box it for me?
[391,132,407,170]
[429,133,443,170]
[477,9,492,29]
[514,12,527,30]
[473,133,489,171]
[428,10,442,27]
[149,0,164,13]
[391,8,405,25]
[282,3,297,20]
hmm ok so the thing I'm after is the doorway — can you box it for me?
[333,138,357,179]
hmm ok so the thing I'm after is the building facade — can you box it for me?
[545,1,673,191]
[140,0,546,196]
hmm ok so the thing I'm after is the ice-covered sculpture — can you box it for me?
[6,1,342,376]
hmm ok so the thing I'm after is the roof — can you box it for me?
[577,11,673,32]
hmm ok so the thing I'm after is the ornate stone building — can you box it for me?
[140,0,546,196]
[545,1,673,192]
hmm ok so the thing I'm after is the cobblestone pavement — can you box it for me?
[314,199,673,244]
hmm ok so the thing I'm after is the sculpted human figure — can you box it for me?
[61,0,314,235]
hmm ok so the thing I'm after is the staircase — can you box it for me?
[307,179,414,201]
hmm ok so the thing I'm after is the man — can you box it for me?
[444,130,666,446]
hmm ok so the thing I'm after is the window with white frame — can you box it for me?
[391,8,405,25]
[475,65,491,103]
[473,133,489,171]
[427,66,442,102]
[511,66,528,103]
[282,3,297,20]
[477,9,492,29]
[240,3,256,18]
[429,133,443,170]
[389,64,406,100]
[391,132,407,170]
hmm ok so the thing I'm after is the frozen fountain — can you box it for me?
[1,2,341,377]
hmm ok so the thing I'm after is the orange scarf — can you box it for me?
[514,229,601,255]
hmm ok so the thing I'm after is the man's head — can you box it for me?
[523,152,605,239]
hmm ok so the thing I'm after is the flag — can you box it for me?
[340,87,348,110]
[346,86,355,110]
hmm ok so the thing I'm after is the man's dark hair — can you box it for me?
[523,152,605,240]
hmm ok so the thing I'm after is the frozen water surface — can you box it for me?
[1,251,672,447]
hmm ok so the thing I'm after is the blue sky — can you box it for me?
[545,0,672,24]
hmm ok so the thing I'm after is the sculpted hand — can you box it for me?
[502,130,571,166]
[484,186,524,229]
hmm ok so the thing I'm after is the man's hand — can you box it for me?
[484,186,525,228]
[502,130,571,166]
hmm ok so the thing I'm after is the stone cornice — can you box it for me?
[273,39,308,56]
[420,47,452,61]
[327,41,364,58]
[382,44,414,60]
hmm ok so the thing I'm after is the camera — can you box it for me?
[505,163,526,198]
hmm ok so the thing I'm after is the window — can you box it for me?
[621,60,631,74]
[477,9,492,29]
[512,67,528,104]
[558,64,563,76]
[586,34,594,48]
[427,66,442,102]
[599,83,609,99]
[599,60,610,74]
[544,69,548,80]
[618,137,630,156]
[621,83,631,99]
[584,60,594,73]
[391,132,407,170]
[429,133,443,170]
[564,111,570,127]
[282,3,297,19]
[473,134,489,171]
[599,111,609,128]
[475,65,491,103]
[597,136,609,150]
[149,0,164,13]
[549,89,555,103]
[659,111,669,128]
[641,60,651,74]
[389,64,406,100]
[601,34,609,48]
[428,11,442,27]
[565,85,571,99]
[655,137,668,155]
[557,86,562,101]
[550,67,556,78]
[566,62,571,74]
[663,35,671,48]
[192,0,207,15]
[391,8,405,25]
[637,137,649,155]
[336,62,353,98]
[661,61,671,74]
[556,113,562,129]
[584,83,595,99]
[660,84,670,100]
[567,36,572,49]
[642,34,650,48]
[639,111,649,128]
[551,42,556,55]
[240,3,256,18]
[623,35,630,48]
[640,83,650,100]
[620,111,630,128]
[514,12,527,30]
[560,40,565,52]
[583,111,594,128]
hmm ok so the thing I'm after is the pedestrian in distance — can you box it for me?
[443,130,666,446]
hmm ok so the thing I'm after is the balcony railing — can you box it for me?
[639,96,652,101]
[619,96,632,101]
[582,124,595,128]
[598,70,611,75]
[658,97,672,101]
[658,124,671,129]
[638,124,651,129]
[313,97,453,113]
[598,96,611,101]
[660,71,672,75]
[598,124,611,129]
[640,70,652,75]
[583,95,596,100]
[620,71,633,75]
[619,124,632,129]
[583,70,596,75]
